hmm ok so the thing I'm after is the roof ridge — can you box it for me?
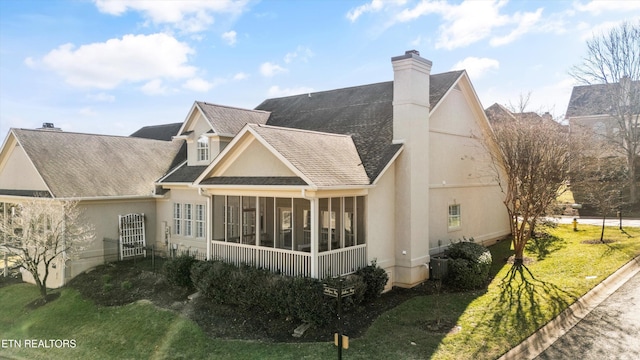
[12,128,175,143]
[196,101,270,114]
[260,70,465,103]
[251,124,353,138]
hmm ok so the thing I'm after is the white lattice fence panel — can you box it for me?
[119,213,146,260]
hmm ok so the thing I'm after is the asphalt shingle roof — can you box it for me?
[246,124,369,187]
[130,123,187,171]
[197,102,270,137]
[566,80,640,118]
[201,176,307,186]
[255,71,462,182]
[13,129,183,198]
[160,164,208,183]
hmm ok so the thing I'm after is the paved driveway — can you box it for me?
[534,270,640,360]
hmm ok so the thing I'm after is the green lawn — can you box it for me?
[1,224,639,360]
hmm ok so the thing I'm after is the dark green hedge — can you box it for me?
[444,241,492,289]
[189,259,389,325]
[162,255,198,289]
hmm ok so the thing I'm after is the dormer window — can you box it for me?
[197,135,209,162]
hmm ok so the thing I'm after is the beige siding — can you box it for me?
[366,163,397,288]
[428,86,510,254]
[220,138,296,177]
[156,187,209,257]
[0,143,48,191]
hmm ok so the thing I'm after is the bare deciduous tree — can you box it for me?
[0,199,94,302]
[570,20,640,203]
[486,108,574,265]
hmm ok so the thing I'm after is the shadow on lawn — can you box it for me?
[498,264,573,329]
[470,263,575,358]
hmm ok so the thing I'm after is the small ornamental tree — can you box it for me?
[0,198,94,301]
[485,102,584,265]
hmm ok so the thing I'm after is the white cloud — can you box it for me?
[284,46,314,64]
[490,8,543,46]
[140,79,169,95]
[86,92,115,102]
[267,85,315,98]
[39,33,196,89]
[451,57,499,80]
[233,72,249,80]
[579,18,640,41]
[346,0,386,22]
[260,62,287,77]
[182,77,215,92]
[222,30,237,45]
[389,0,545,49]
[94,0,250,33]
[78,107,97,116]
[24,57,36,68]
[574,0,640,15]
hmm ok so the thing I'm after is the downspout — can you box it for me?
[198,187,212,261]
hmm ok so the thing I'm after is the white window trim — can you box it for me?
[448,203,461,231]
[184,204,193,237]
[197,136,209,162]
[173,203,182,235]
[195,204,205,238]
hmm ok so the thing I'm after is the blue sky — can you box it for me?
[1,0,639,137]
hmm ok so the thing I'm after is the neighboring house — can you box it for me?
[485,102,557,124]
[566,77,640,146]
[0,50,510,289]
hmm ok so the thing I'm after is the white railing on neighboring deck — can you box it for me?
[318,244,367,278]
[210,241,367,278]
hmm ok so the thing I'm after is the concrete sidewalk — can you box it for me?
[498,255,640,360]
[547,215,640,228]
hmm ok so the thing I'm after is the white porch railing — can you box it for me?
[210,241,367,278]
[318,245,367,278]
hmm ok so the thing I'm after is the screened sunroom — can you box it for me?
[209,195,367,278]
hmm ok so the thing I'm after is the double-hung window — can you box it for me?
[197,136,209,162]
[173,203,182,235]
[448,204,461,230]
[195,204,205,238]
[184,204,193,237]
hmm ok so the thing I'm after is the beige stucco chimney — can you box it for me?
[391,50,432,287]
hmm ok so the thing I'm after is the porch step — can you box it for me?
[292,323,312,338]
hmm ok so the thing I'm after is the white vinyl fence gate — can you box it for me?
[119,213,146,260]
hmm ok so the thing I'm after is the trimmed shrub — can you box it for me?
[444,241,492,289]
[162,255,198,289]
[355,260,389,302]
[190,259,364,326]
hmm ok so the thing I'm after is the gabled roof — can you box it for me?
[255,71,462,182]
[566,80,640,118]
[249,124,369,187]
[10,129,183,198]
[187,102,270,137]
[196,124,371,188]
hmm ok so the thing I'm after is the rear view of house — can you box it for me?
[0,50,510,289]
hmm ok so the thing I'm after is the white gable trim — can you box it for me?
[0,130,54,197]
[371,145,404,185]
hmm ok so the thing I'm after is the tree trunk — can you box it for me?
[628,153,638,203]
[600,215,606,242]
